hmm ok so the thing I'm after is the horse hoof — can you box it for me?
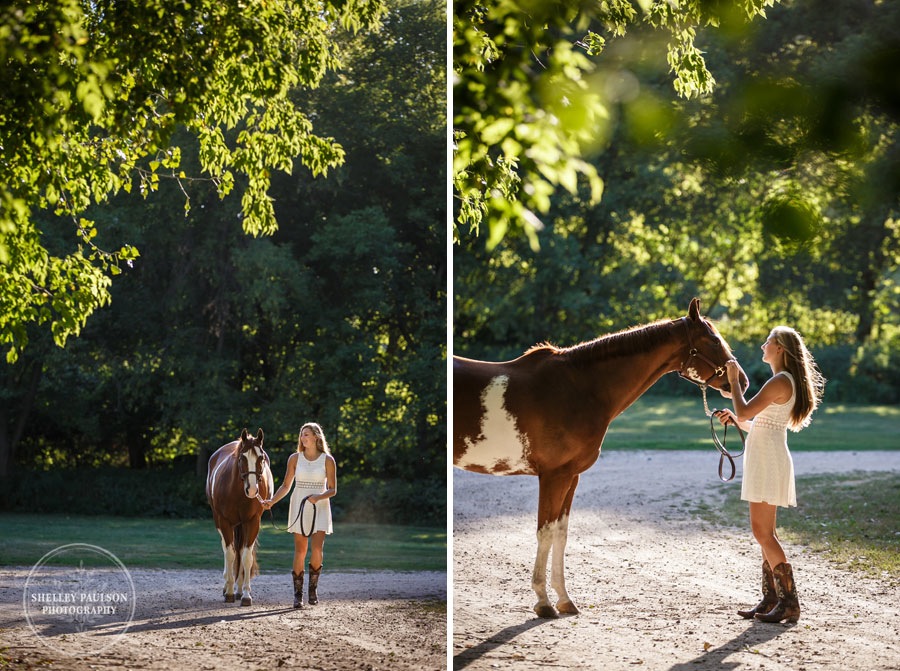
[557,600,579,615]
[224,594,235,603]
[534,604,559,619]
[240,596,252,606]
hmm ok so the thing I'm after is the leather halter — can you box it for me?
[676,318,746,482]
[238,445,268,481]
[677,317,727,387]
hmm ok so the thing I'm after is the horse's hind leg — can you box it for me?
[551,475,579,615]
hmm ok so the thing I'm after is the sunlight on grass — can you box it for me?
[823,404,900,417]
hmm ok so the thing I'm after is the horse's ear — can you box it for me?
[240,428,249,440]
[256,428,264,443]
[688,297,701,322]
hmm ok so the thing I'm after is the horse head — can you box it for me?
[238,428,268,499]
[679,298,749,396]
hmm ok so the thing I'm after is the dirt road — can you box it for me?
[453,450,900,670]
[1,567,446,670]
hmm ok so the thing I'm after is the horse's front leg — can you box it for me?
[531,521,556,618]
[532,472,579,618]
[238,519,261,606]
[238,545,254,606]
[217,528,237,602]
[550,475,579,615]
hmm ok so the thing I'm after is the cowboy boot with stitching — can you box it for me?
[308,565,321,605]
[292,570,304,608]
[738,560,777,619]
[756,562,800,623]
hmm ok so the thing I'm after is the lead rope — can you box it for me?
[700,384,746,482]
[258,494,317,537]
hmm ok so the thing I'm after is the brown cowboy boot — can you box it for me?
[756,562,800,623]
[308,565,322,605]
[738,560,777,619]
[292,570,304,608]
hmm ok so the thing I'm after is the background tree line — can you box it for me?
[1,0,446,525]
[454,0,899,405]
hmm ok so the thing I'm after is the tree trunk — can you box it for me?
[127,425,147,469]
[0,409,10,480]
[0,363,42,478]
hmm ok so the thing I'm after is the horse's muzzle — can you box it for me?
[718,371,749,396]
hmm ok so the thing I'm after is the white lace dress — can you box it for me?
[741,372,797,508]
[286,452,333,534]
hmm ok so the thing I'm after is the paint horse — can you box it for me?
[453,298,749,618]
[206,428,273,606]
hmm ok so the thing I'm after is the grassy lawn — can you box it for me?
[0,513,446,572]
[603,394,900,451]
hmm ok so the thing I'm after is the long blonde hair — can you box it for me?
[296,422,331,455]
[770,326,826,431]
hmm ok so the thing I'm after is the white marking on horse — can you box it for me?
[242,449,260,498]
[684,366,705,384]
[239,444,270,499]
[456,375,534,475]
[210,457,228,497]
[532,515,574,614]
[237,545,255,601]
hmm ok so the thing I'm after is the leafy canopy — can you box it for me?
[0,0,385,362]
[453,0,777,249]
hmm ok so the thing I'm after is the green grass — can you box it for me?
[0,513,446,572]
[603,395,900,451]
[697,472,900,582]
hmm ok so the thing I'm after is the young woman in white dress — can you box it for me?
[263,423,337,608]
[714,326,824,623]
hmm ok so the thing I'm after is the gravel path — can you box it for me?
[453,450,900,670]
[1,568,446,670]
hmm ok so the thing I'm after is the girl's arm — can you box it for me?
[263,453,298,509]
[726,361,792,423]
[310,455,337,504]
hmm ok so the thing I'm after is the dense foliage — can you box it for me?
[453,0,778,247]
[1,0,384,363]
[454,0,900,404]
[0,0,447,512]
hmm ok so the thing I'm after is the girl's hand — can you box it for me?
[713,408,737,427]
[724,359,744,387]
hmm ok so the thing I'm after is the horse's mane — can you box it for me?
[525,319,680,362]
